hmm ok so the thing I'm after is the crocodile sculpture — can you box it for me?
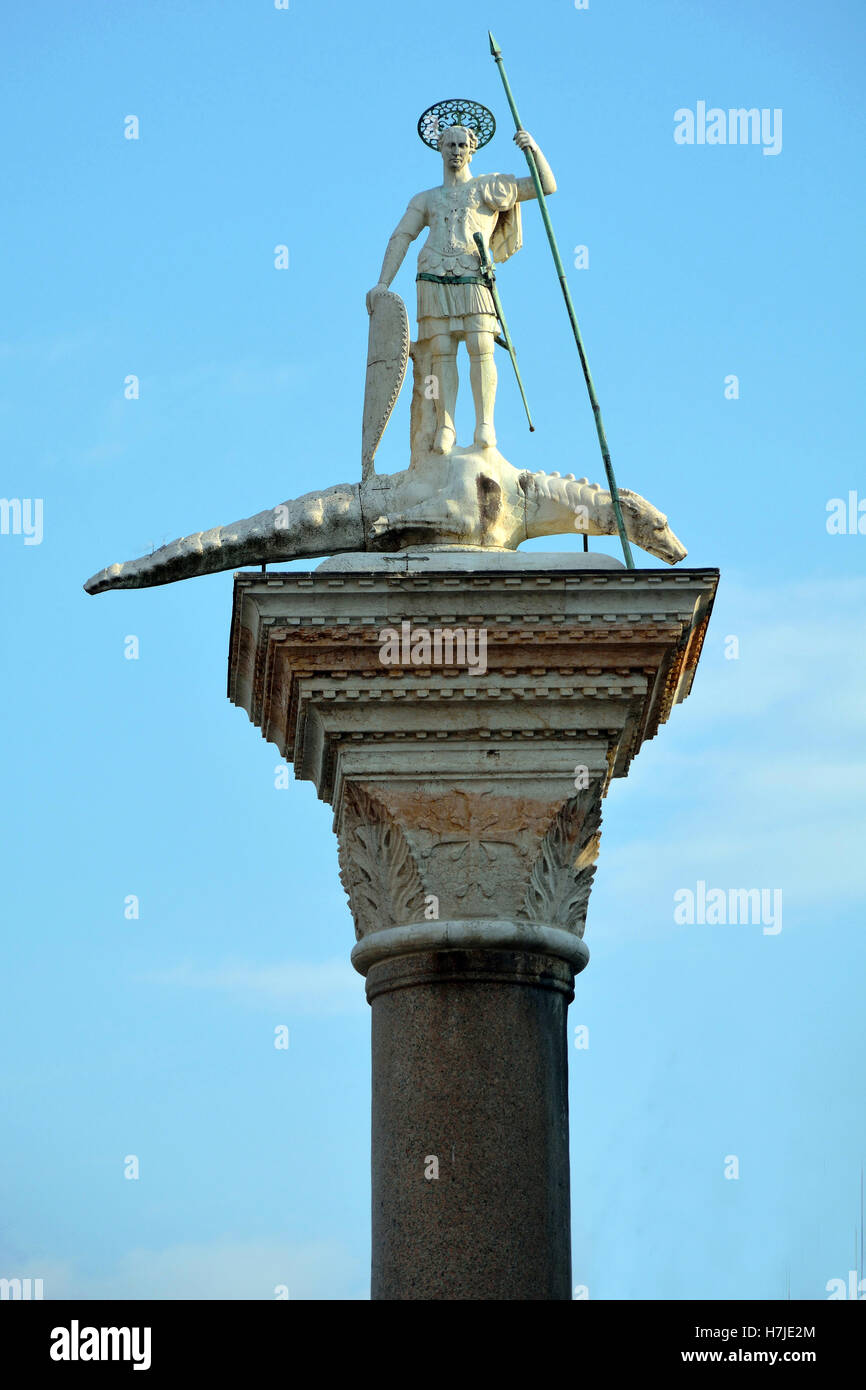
[83,446,686,595]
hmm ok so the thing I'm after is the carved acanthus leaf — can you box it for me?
[520,795,602,935]
[338,785,427,939]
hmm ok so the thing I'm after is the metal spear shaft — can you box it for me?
[488,30,635,568]
[473,231,535,432]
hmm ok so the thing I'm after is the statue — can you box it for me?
[367,101,553,456]
[83,73,687,598]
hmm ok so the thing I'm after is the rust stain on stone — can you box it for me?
[376,786,561,842]
[475,474,502,536]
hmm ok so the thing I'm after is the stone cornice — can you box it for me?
[228,566,717,787]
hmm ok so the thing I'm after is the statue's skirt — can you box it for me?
[416,278,497,340]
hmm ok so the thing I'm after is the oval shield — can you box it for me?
[362,291,410,480]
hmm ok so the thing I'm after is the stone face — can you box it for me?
[227,561,718,1299]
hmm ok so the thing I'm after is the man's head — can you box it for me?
[438,124,477,172]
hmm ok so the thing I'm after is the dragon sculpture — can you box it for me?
[83,447,685,595]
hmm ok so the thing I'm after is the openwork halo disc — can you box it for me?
[417,98,496,151]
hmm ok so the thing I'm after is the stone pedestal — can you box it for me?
[228,555,718,1300]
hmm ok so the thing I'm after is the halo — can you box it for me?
[417,98,496,151]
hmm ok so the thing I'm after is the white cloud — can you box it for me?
[145,957,365,1016]
[595,574,866,918]
[161,360,301,398]
[0,331,97,364]
[684,574,866,730]
[6,1240,366,1300]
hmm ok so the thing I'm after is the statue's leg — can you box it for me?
[409,340,436,466]
[466,329,497,449]
[430,332,458,455]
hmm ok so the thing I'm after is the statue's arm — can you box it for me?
[367,197,427,308]
[513,130,557,198]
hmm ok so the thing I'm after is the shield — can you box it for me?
[362,290,409,480]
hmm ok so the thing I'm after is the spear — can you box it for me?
[488,30,635,568]
[473,231,534,432]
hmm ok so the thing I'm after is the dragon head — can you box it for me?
[617,489,687,565]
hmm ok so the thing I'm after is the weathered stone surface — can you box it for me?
[84,459,686,593]
[228,564,717,801]
[318,545,625,573]
[362,290,409,481]
[368,948,574,1301]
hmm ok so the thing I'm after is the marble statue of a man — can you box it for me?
[366,124,556,455]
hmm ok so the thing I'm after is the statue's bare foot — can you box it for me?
[433,425,456,455]
[474,423,496,449]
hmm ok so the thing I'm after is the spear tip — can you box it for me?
[488,30,501,57]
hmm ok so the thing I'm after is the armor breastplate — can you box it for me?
[417,179,496,277]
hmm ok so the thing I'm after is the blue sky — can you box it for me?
[1,0,864,1299]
